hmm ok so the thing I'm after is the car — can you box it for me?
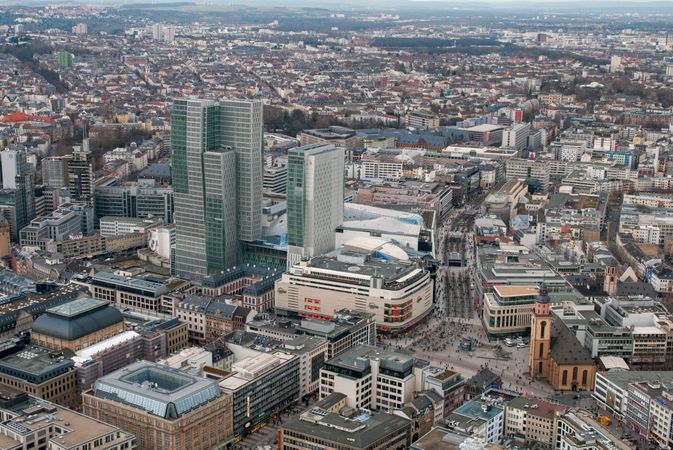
[517,343,526,349]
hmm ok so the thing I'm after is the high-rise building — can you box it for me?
[56,51,73,68]
[171,99,236,278]
[68,141,93,202]
[220,99,263,242]
[42,155,70,188]
[94,180,174,224]
[71,23,87,34]
[171,98,262,280]
[0,149,35,233]
[286,144,344,267]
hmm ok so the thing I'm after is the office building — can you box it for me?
[220,99,263,243]
[223,331,327,399]
[593,370,673,420]
[68,144,93,202]
[319,345,428,412]
[31,297,125,352]
[19,205,82,248]
[73,321,188,394]
[445,389,514,444]
[98,216,160,237]
[83,361,233,450]
[56,51,73,68]
[175,295,254,343]
[94,181,173,224]
[42,156,69,189]
[501,123,531,150]
[72,22,87,34]
[0,150,35,233]
[0,341,78,408]
[406,110,440,130]
[172,98,262,279]
[87,271,168,313]
[505,396,566,447]
[505,158,550,191]
[286,144,344,267]
[0,386,136,450]
[217,351,299,437]
[279,393,411,450]
[263,165,287,194]
[555,410,632,450]
[246,309,376,359]
[298,126,363,148]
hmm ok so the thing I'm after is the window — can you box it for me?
[540,321,547,339]
[562,370,568,385]
[582,370,588,386]
[539,343,544,358]
[572,367,578,382]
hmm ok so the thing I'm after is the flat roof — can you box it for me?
[46,297,108,318]
[92,361,221,419]
[0,386,131,448]
[0,345,73,379]
[464,124,505,132]
[282,395,410,448]
[493,285,538,298]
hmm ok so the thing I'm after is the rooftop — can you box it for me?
[46,297,108,318]
[32,297,123,342]
[493,285,539,298]
[0,345,73,383]
[282,393,410,448]
[0,386,133,449]
[91,361,221,419]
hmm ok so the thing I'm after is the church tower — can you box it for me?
[529,282,552,379]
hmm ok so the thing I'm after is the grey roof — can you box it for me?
[178,295,250,320]
[32,297,123,341]
[0,344,74,384]
[139,163,171,178]
[92,361,221,419]
[465,368,501,390]
[283,393,410,448]
[92,272,167,297]
[550,318,593,366]
[201,265,280,291]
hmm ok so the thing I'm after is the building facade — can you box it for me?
[286,144,344,268]
[82,361,234,450]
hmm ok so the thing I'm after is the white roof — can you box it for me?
[633,326,665,335]
[342,236,410,261]
[599,356,630,371]
[465,124,505,132]
[72,330,140,365]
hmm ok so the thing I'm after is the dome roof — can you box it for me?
[32,298,123,341]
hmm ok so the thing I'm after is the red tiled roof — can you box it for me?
[0,112,54,123]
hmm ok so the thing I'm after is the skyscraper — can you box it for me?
[0,149,35,233]
[171,99,240,279]
[42,156,70,189]
[286,144,344,268]
[68,140,93,202]
[220,99,263,243]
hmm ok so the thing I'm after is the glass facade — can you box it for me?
[172,99,248,279]
[286,151,305,248]
[220,100,263,243]
[94,185,173,225]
